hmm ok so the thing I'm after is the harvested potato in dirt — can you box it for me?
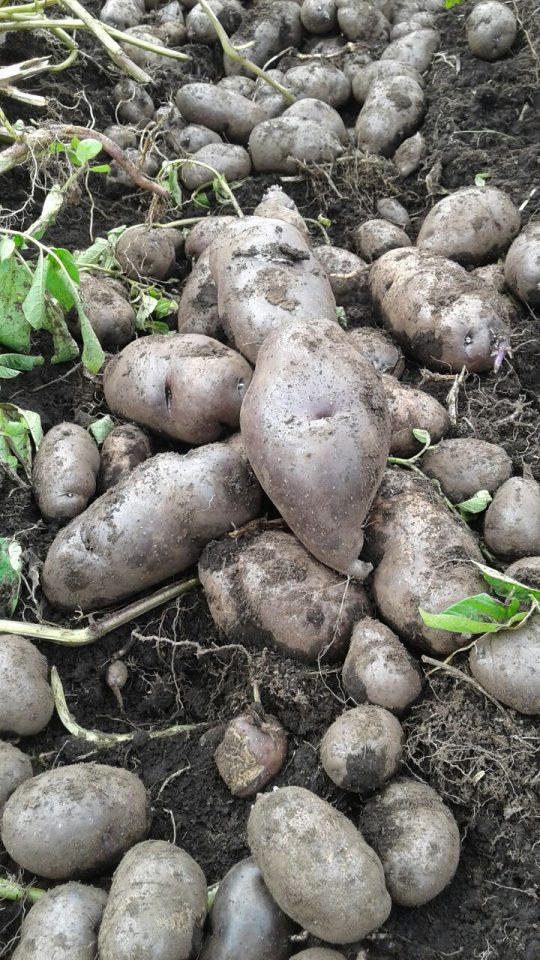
[100,0,144,29]
[176,83,266,143]
[320,705,404,793]
[253,185,308,234]
[360,778,460,906]
[12,883,108,960]
[99,840,207,960]
[356,75,425,156]
[369,247,514,372]
[504,221,540,305]
[185,215,237,259]
[43,437,262,610]
[283,98,348,144]
[214,707,288,797]
[377,196,410,228]
[225,0,302,75]
[218,75,256,97]
[0,635,53,736]
[365,469,485,653]
[199,857,297,960]
[0,741,32,814]
[98,423,152,492]
[2,763,149,879]
[106,146,160,192]
[32,422,100,523]
[168,123,222,154]
[469,618,540,714]
[342,617,422,715]
[382,375,451,457]
[336,0,390,41]
[472,262,506,291]
[114,78,154,126]
[417,186,521,266]
[185,0,242,43]
[199,530,371,662]
[393,130,426,176]
[248,786,391,942]
[314,245,369,304]
[291,952,346,960]
[483,477,540,558]
[504,556,540,590]
[467,0,517,60]
[72,274,135,350]
[421,438,512,502]
[180,143,252,190]
[348,326,405,377]
[115,225,177,281]
[300,0,337,34]
[391,13,433,38]
[249,115,344,173]
[284,62,351,107]
[240,318,391,578]
[119,26,177,69]
[354,218,411,261]
[177,249,220,337]
[103,123,138,149]
[103,334,252,444]
[351,60,423,105]
[381,27,440,71]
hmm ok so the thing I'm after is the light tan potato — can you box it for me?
[180,143,252,190]
[249,115,344,174]
[0,741,32,815]
[336,0,390,40]
[504,556,540,590]
[283,97,348,144]
[247,786,391,943]
[177,248,221,337]
[253,185,308,235]
[114,78,155,126]
[199,530,371,662]
[342,617,422,714]
[347,326,405,377]
[185,0,242,42]
[417,187,521,266]
[504,221,540,305]
[354,219,411,261]
[467,0,517,60]
[314,245,369,305]
[469,618,540,714]
[393,130,426,176]
[377,196,410,228]
[284,62,351,107]
[115,225,177,281]
[98,424,152,492]
[0,635,53,736]
[382,375,450,457]
[320,705,404,792]
[225,0,302,76]
[380,27,440,71]
[12,883,107,960]
[176,83,266,143]
[483,477,540,558]
[73,274,135,350]
[185,215,237,259]
[472,262,506,292]
[360,778,460,906]
[351,60,422,104]
[32,423,100,523]
[421,438,512,502]
[300,0,337,33]
[101,0,144,29]
[356,75,425,156]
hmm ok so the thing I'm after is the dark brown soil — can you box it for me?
[0,2,539,959]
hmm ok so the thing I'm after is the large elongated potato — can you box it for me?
[248,786,391,943]
[0,741,32,814]
[380,27,440,71]
[469,617,540,714]
[249,116,344,174]
[12,883,107,960]
[1,763,149,879]
[417,187,520,266]
[176,83,266,143]
[32,423,100,523]
[483,477,540,558]
[240,318,391,578]
[0,635,54,736]
[99,841,207,960]
[356,75,425,156]
[42,437,262,611]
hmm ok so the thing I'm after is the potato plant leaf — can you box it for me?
[22,252,48,330]
[456,489,492,518]
[75,139,103,164]
[0,537,23,616]
[419,609,509,635]
[473,561,540,604]
[0,404,42,476]
[0,354,44,380]
[0,258,32,352]
[0,237,15,261]
[439,593,520,623]
[89,414,114,444]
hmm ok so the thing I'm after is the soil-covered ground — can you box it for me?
[1,2,539,958]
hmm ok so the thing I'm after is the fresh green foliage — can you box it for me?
[48,137,110,174]
[0,353,44,380]
[317,214,332,228]
[388,429,434,467]
[88,414,115,445]
[0,537,23,615]
[132,286,178,335]
[474,171,491,188]
[456,489,492,519]
[444,0,466,9]
[0,403,42,477]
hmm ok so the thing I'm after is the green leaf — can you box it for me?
[50,248,79,283]
[142,319,174,335]
[473,561,540,604]
[419,609,504,635]
[167,167,182,206]
[0,537,23,616]
[20,408,43,450]
[336,306,347,329]
[90,164,111,174]
[457,489,492,518]
[75,139,103,163]
[48,142,66,155]
[88,414,114,445]
[0,258,32,352]
[22,253,48,330]
[318,215,332,228]
[46,264,75,312]
[154,297,177,319]
[0,403,42,475]
[75,237,119,272]
[440,592,519,623]
[0,354,44,379]
[474,172,491,188]
[0,237,15,261]
[444,0,465,8]
[44,300,79,365]
[412,428,431,445]
[193,190,210,209]
[74,296,105,374]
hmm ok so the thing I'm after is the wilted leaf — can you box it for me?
[0,258,32,352]
[0,537,23,615]
[89,414,114,444]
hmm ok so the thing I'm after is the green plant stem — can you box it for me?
[0,880,45,903]
[57,0,152,83]
[155,217,206,229]
[48,25,78,71]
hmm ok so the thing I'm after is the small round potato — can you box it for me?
[382,375,451,458]
[98,423,152,492]
[214,708,288,797]
[314,245,369,305]
[114,78,154,126]
[472,262,507,291]
[466,1,517,60]
[300,0,337,34]
[342,617,422,715]
[168,123,222,154]
[0,741,32,814]
[115,225,177,281]
[377,197,410,229]
[504,556,540,590]
[417,187,521,266]
[103,123,138,150]
[336,0,390,41]
[393,131,426,176]
[12,882,108,960]
[32,423,100,523]
[180,143,252,190]
[354,219,411,261]
[253,185,308,235]
[320,705,404,793]
[185,216,237,259]
[185,0,242,43]
[106,146,160,192]
[101,0,144,30]
[284,62,351,107]
[504,221,540,306]
[469,618,540,714]
[421,438,512,503]
[348,327,405,377]
[76,274,135,350]
[483,477,540,558]
[176,82,266,143]
[0,635,54,736]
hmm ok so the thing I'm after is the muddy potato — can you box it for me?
[356,75,425,156]
[0,635,53,737]
[483,477,540,558]
[354,219,411,262]
[249,115,344,173]
[186,0,242,43]
[377,197,410,229]
[99,841,207,960]
[103,123,138,149]
[177,249,221,337]
[114,78,154,126]
[100,0,144,29]
[176,83,266,143]
[0,742,32,814]
[421,438,512,502]
[253,185,308,235]
[248,786,391,942]
[115,225,177,281]
[32,423,100,523]
[283,98,348,145]
[342,617,422,715]
[2,763,149,879]
[393,130,426,176]
[348,327,405,377]
[98,424,152,492]
[336,0,390,41]
[380,27,440,71]
[119,26,175,69]
[285,62,351,107]
[103,334,252,444]
[351,60,423,104]
[199,530,371,662]
[504,556,540,590]
[314,245,369,305]
[106,146,160,192]
[391,13,434,38]
[360,778,460,906]
[225,0,302,76]
[185,215,237,259]
[504,221,540,305]
[12,883,107,960]
[253,69,291,118]
[320,705,404,793]
[167,123,222,154]
[218,75,256,97]
[73,274,135,350]
[181,143,251,190]
[470,618,540,714]
[300,0,337,33]
[473,262,506,291]
[383,375,450,457]
[467,0,516,60]
[417,186,521,266]
[214,708,288,797]
[43,437,262,610]
[292,952,346,960]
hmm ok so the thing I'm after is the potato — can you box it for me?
[225,0,302,76]
[469,618,540,714]
[180,143,252,190]
[103,123,138,150]
[351,60,422,105]
[185,0,242,43]
[377,196,410,228]
[73,274,135,350]
[12,883,107,960]
[336,0,390,41]
[314,245,369,305]
[472,261,506,291]
[2,763,149,879]
[342,617,422,715]
[185,215,237,259]
[214,708,287,797]
[356,75,425,156]
[98,423,152,492]
[240,318,391,578]
[98,840,207,960]
[320,705,404,793]
[504,556,540,590]
[354,219,411,261]
[106,146,160,192]
[360,778,460,906]
[247,786,391,942]
[365,469,485,654]
[101,0,144,29]
[285,62,351,107]
[382,375,450,457]
[252,69,291,118]
[369,247,514,372]
[199,530,371,662]
[32,423,100,523]
[417,187,521,266]
[483,477,540,558]
[380,27,440,71]
[283,98,348,145]
[300,0,337,33]
[249,115,344,174]
[115,225,177,281]
[42,437,262,610]
[393,130,426,176]
[504,221,540,305]
[177,249,220,338]
[176,83,266,143]
[218,75,256,97]
[103,334,252,444]
[168,123,223,154]
[467,0,517,60]
[119,26,176,70]
[199,857,297,960]
[0,741,32,815]
[291,952,345,960]
[391,13,433,38]
[253,185,309,235]
[114,78,154,126]
[421,438,512,502]
[0,635,54,736]
[347,326,405,377]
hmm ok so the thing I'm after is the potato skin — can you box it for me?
[354,219,411,262]
[98,840,207,960]
[0,635,54,736]
[504,221,540,306]
[483,477,540,558]
[180,143,252,190]
[421,438,512,503]
[469,618,540,714]
[380,27,440,71]
[284,62,350,108]
[177,249,220,338]
[0,741,32,814]
[115,225,177,281]
[98,423,152,492]
[12,882,107,960]
[504,556,540,590]
[224,0,302,76]
[352,60,422,104]
[185,216,237,259]
[417,187,520,266]
[1,763,150,880]
[314,245,369,306]
[214,709,287,797]
[176,83,266,143]
[382,375,450,458]
[320,705,404,793]
[75,275,135,350]
[356,75,425,156]
[466,0,517,60]
[249,116,344,174]
[342,617,422,715]
[348,327,405,377]
[247,786,391,943]
[32,423,100,523]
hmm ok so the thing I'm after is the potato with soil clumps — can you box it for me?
[370,247,514,373]
[505,556,540,590]
[248,786,391,943]
[469,617,540,714]
[0,635,54,736]
[314,245,369,305]
[199,530,371,662]
[115,225,177,281]
[185,0,242,43]
[382,375,450,457]
[342,617,423,715]
[351,60,423,105]
[380,27,440,71]
[354,219,411,262]
[98,423,152,492]
[356,75,425,156]
[12,883,107,960]
[240,318,391,578]
[177,249,220,338]
[320,705,404,793]
[176,83,266,143]
[417,187,520,266]
[32,423,100,523]
[214,707,288,797]
[2,763,149,879]
[504,221,540,305]
[421,438,512,503]
[180,143,252,190]
[347,327,405,377]
[466,0,517,60]
[249,116,344,174]
[285,62,350,107]
[72,274,135,350]
[0,741,32,814]
[360,778,460,906]
[43,437,261,611]
[336,0,390,40]
[103,334,252,444]
[483,477,540,558]
[224,0,302,75]
[365,469,485,653]
[99,841,207,960]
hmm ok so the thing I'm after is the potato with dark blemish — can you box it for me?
[214,707,288,797]
[320,705,404,793]
[32,423,100,523]
[12,883,107,960]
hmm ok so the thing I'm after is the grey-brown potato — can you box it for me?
[214,708,288,797]
[0,741,32,815]
[347,327,405,377]
[382,375,451,457]
[466,0,517,60]
[340,46,372,79]
[472,262,506,292]
[417,186,521,266]
[393,130,426,176]
[100,0,144,29]
[103,123,138,150]
[224,0,302,76]
[320,705,404,793]
[377,197,410,228]
[199,530,371,662]
[336,0,390,41]
[351,60,423,104]
[284,61,351,107]
[249,115,344,174]
[283,98,348,145]
[119,26,177,70]
[167,123,222,155]
[106,146,160,192]
[360,778,460,906]
[180,143,252,190]
[32,423,100,523]
[0,635,54,736]
[354,220,411,262]
[176,83,266,143]
[291,952,346,960]
[98,424,152,492]
[314,245,369,305]
[240,318,391,578]
[504,221,540,305]
[177,249,221,337]
[365,469,485,654]
[248,786,391,942]
[369,247,514,373]
[185,216,237,259]
[391,13,433,38]
[421,438,512,503]
[98,841,207,960]
[42,437,262,611]
[253,185,308,235]
[12,883,107,960]
[114,78,155,126]
[199,857,297,960]
[504,556,540,590]
[300,0,337,33]
[2,763,149,879]
[218,75,256,97]
[356,75,425,156]
[253,69,291,118]
[72,274,135,350]
[185,0,242,43]
[115,225,177,281]
[342,617,422,715]
[103,334,252,445]
[483,477,540,558]
[380,27,440,71]
[469,618,540,714]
